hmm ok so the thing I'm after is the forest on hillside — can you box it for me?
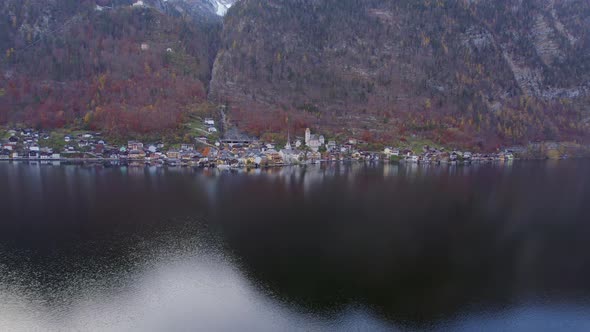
[1,0,589,149]
[211,0,590,149]
[0,1,218,134]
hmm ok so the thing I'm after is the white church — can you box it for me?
[305,128,324,152]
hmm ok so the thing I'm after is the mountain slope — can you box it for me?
[210,0,590,148]
[1,0,589,148]
[0,0,219,133]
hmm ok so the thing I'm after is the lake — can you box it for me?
[1,161,590,331]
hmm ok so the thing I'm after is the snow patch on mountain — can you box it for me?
[210,0,235,16]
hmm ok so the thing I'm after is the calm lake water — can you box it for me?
[1,160,590,331]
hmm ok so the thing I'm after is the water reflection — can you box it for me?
[1,161,590,330]
[0,221,392,331]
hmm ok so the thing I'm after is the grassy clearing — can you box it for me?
[44,132,67,151]
[184,114,209,136]
[396,137,442,152]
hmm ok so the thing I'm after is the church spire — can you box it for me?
[285,116,292,150]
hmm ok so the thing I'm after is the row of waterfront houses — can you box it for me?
[383,146,515,164]
[1,127,372,166]
[2,126,521,167]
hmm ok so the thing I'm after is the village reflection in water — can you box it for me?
[2,160,590,331]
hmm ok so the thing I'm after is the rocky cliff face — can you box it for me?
[0,0,227,49]
[1,0,589,146]
[210,0,590,146]
[0,0,85,52]
[153,0,238,22]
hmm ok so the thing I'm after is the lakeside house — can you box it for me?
[167,150,181,160]
[128,141,144,151]
[180,144,195,151]
[129,150,146,160]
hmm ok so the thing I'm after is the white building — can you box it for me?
[280,149,302,165]
[304,128,323,152]
[383,147,401,157]
[327,140,336,151]
[284,140,292,150]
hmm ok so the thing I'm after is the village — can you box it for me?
[0,116,524,169]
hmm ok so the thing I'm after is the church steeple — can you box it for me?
[285,116,292,150]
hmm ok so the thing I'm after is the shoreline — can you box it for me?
[1,156,584,169]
